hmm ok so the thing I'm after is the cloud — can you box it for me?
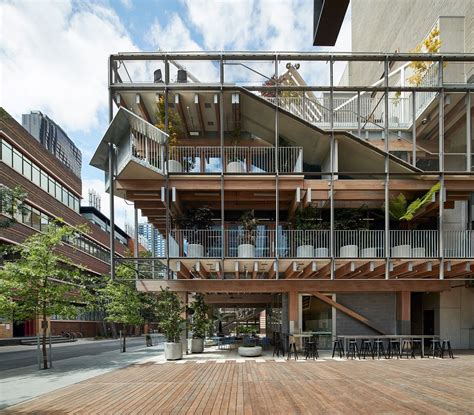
[0,0,138,133]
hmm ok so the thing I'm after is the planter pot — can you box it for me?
[227,161,246,173]
[238,346,262,357]
[238,244,255,258]
[297,245,314,258]
[188,338,204,353]
[164,342,183,360]
[340,245,358,257]
[361,247,378,258]
[392,244,411,258]
[314,247,329,258]
[412,247,426,258]
[167,160,183,173]
[187,243,204,258]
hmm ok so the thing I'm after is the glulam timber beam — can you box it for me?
[445,261,472,278]
[138,279,451,294]
[345,261,375,279]
[299,261,318,279]
[308,262,332,279]
[194,262,209,279]
[135,93,151,123]
[390,262,414,278]
[176,261,191,279]
[363,263,387,279]
[284,262,299,279]
[334,261,356,279]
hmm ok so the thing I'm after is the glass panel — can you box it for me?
[31,208,41,230]
[40,172,48,192]
[12,150,22,173]
[1,140,12,165]
[55,182,61,200]
[22,205,32,226]
[48,178,55,196]
[32,166,40,186]
[62,188,68,205]
[23,159,31,180]
[302,295,332,350]
[40,214,49,231]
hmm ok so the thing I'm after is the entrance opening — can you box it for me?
[301,295,333,349]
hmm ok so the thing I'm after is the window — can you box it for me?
[23,159,32,180]
[48,178,55,196]
[55,182,62,200]
[40,214,49,231]
[22,205,32,226]
[62,188,68,205]
[32,166,40,186]
[13,150,22,173]
[31,208,41,230]
[1,140,12,165]
[40,172,48,192]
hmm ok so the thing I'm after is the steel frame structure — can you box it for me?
[105,52,474,281]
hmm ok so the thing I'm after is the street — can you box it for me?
[0,337,155,371]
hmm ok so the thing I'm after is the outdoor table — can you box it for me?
[291,332,332,350]
[336,335,441,357]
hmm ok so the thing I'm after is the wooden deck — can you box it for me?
[5,356,474,414]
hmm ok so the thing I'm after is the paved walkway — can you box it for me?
[3,349,474,414]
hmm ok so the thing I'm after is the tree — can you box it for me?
[189,293,209,339]
[0,223,91,369]
[0,185,27,229]
[100,264,144,352]
[156,288,185,343]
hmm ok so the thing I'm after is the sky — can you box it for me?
[0,0,352,231]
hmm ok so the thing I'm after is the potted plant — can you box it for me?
[188,293,209,353]
[156,288,186,360]
[238,210,259,258]
[178,207,213,257]
[226,128,246,173]
[294,206,329,257]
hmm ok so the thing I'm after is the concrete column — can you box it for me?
[397,291,411,335]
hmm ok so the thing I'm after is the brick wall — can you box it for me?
[0,323,13,338]
[335,293,397,335]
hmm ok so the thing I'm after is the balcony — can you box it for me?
[168,146,303,174]
[166,229,474,259]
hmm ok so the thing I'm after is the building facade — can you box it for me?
[0,109,128,338]
[138,223,166,257]
[92,34,473,348]
[22,111,82,178]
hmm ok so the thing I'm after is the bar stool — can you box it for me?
[347,338,360,359]
[429,338,442,358]
[304,338,319,360]
[401,338,415,358]
[373,338,386,359]
[332,337,344,358]
[441,340,454,359]
[273,333,285,358]
[387,338,401,358]
[360,339,374,359]
[412,338,424,358]
[287,335,298,360]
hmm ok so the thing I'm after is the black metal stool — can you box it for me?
[429,339,442,358]
[387,338,401,358]
[412,338,424,358]
[373,338,386,359]
[360,339,374,359]
[332,337,344,358]
[347,339,360,359]
[273,333,285,358]
[401,338,415,358]
[304,340,319,360]
[287,335,298,360]
[441,340,454,359]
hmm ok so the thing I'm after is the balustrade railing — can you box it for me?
[167,146,303,174]
[164,229,473,259]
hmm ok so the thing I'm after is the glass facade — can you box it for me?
[0,138,80,212]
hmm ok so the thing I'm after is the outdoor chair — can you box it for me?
[360,339,374,359]
[387,338,401,358]
[347,339,360,359]
[373,339,387,359]
[331,337,344,358]
[304,338,319,360]
[441,340,454,359]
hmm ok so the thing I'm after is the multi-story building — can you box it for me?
[22,111,82,178]
[91,10,473,349]
[0,109,129,338]
[138,223,166,257]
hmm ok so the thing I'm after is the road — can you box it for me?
[0,337,157,371]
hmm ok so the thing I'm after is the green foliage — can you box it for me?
[239,210,259,245]
[0,223,91,322]
[178,207,213,231]
[156,288,185,343]
[295,206,328,231]
[388,183,440,221]
[100,279,144,326]
[155,95,182,147]
[189,293,209,339]
[0,186,28,229]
